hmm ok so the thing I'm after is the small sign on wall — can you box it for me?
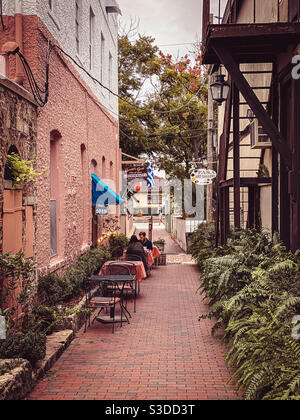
[96,206,109,216]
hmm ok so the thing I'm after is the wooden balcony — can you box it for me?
[202,21,300,65]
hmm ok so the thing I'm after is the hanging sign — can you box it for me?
[190,169,216,185]
[190,169,217,180]
[126,165,148,182]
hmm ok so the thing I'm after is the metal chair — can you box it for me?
[126,254,150,278]
[84,278,127,334]
[125,254,142,262]
[107,263,138,314]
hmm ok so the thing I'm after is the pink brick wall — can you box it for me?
[0,16,121,274]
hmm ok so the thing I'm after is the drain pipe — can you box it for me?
[14,0,24,85]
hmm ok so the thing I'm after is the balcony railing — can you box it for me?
[202,0,300,48]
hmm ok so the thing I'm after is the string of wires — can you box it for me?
[3,39,203,114]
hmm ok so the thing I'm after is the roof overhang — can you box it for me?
[203,22,300,65]
[106,0,122,15]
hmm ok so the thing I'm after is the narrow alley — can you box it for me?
[28,224,240,401]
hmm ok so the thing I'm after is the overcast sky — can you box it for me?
[118,0,226,58]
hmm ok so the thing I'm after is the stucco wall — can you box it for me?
[34,20,120,274]
[2,0,119,120]
[0,4,121,275]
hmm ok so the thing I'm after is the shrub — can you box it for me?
[108,234,129,259]
[38,248,111,307]
[196,229,300,400]
[0,330,46,366]
[189,222,219,270]
[38,273,73,307]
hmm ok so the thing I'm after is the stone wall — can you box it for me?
[0,76,38,255]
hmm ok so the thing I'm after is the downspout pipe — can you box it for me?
[14,0,24,84]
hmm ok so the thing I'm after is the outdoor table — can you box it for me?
[85,274,136,327]
[123,251,155,267]
[102,260,147,283]
[152,246,161,260]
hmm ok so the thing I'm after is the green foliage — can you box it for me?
[195,229,300,400]
[6,153,45,189]
[0,329,46,366]
[38,273,73,307]
[108,234,129,259]
[0,251,36,329]
[38,248,111,307]
[118,34,162,157]
[189,222,219,271]
[118,33,208,179]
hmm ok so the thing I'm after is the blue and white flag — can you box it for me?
[147,164,155,189]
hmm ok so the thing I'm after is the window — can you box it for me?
[110,161,114,179]
[89,8,95,71]
[108,52,113,98]
[81,145,88,245]
[50,137,59,256]
[102,157,106,179]
[91,159,98,176]
[75,1,80,54]
[50,130,64,258]
[100,33,105,82]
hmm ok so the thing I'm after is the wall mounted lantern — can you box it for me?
[247,109,255,123]
[210,74,230,105]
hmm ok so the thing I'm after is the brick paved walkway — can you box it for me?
[29,231,240,401]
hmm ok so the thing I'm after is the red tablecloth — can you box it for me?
[152,246,161,260]
[122,250,156,267]
[101,261,147,283]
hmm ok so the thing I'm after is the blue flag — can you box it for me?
[147,164,155,189]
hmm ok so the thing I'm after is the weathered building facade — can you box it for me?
[203,0,300,251]
[0,0,122,276]
[0,75,38,258]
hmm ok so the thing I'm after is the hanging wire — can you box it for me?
[0,0,6,31]
[3,41,203,114]
[5,47,49,106]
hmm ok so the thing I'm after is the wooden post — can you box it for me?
[233,82,241,229]
[202,0,210,47]
[149,216,153,242]
[207,74,214,222]
[271,64,279,234]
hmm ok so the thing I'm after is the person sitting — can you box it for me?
[127,235,148,273]
[139,232,153,251]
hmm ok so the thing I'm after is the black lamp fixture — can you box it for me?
[210,74,230,106]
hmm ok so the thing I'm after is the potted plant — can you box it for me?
[153,238,166,252]
[6,153,45,190]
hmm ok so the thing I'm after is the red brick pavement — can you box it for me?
[28,234,240,401]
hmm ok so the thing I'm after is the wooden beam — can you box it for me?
[212,46,292,169]
[220,178,272,188]
[219,78,232,182]
[202,0,210,47]
[271,63,279,234]
[216,77,232,245]
[122,161,146,165]
[233,82,241,229]
[206,22,300,40]
[291,79,300,251]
